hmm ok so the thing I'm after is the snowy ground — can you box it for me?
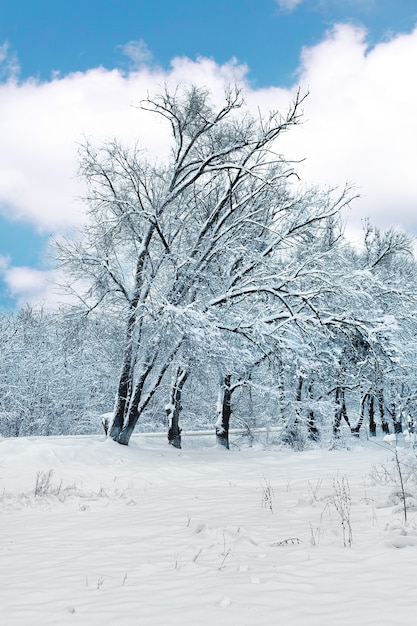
[2,433,417,625]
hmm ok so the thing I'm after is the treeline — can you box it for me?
[1,85,417,446]
[1,221,416,446]
[0,307,122,436]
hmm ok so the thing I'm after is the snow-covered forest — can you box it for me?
[1,85,417,445]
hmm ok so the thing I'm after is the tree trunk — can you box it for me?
[392,417,401,434]
[377,387,388,433]
[277,361,285,422]
[333,386,350,437]
[108,307,142,442]
[389,400,401,434]
[281,375,305,448]
[115,361,152,445]
[307,409,319,441]
[216,374,232,449]
[295,375,303,424]
[333,386,342,438]
[369,394,377,436]
[108,224,158,443]
[307,381,319,441]
[166,367,188,449]
[351,393,367,437]
[109,339,182,446]
[109,356,133,441]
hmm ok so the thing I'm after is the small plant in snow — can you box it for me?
[309,500,333,547]
[34,469,54,496]
[261,475,274,513]
[217,532,232,575]
[331,475,353,547]
[309,522,320,546]
[308,478,323,503]
[374,436,417,525]
[272,537,302,546]
[369,462,394,485]
[392,442,409,524]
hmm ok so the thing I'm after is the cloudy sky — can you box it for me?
[1,0,417,308]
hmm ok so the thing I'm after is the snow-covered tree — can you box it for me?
[55,85,369,446]
[0,307,122,436]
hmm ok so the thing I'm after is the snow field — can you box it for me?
[1,435,417,625]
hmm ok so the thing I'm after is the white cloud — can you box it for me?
[1,24,417,301]
[0,259,79,309]
[0,254,10,271]
[1,265,52,307]
[278,23,417,237]
[118,39,153,68]
[276,0,377,9]
[0,41,20,81]
[276,0,304,12]
[0,52,248,233]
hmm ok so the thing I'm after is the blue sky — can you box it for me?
[2,1,416,86]
[1,0,417,309]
